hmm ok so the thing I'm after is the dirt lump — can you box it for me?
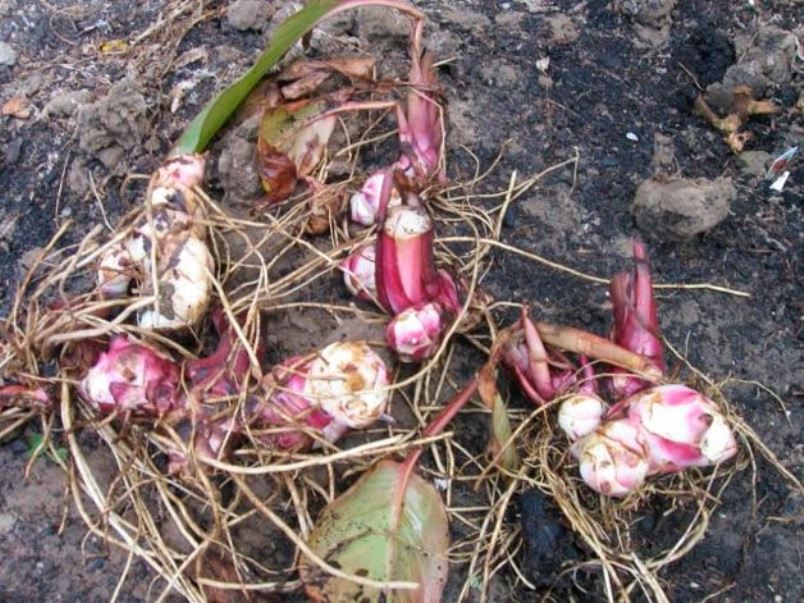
[617,0,677,46]
[216,116,263,203]
[0,41,16,67]
[77,79,148,171]
[227,0,273,32]
[632,176,736,240]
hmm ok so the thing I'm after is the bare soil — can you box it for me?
[0,0,801,601]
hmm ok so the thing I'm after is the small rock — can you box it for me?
[217,127,264,203]
[20,246,45,270]
[545,13,579,45]
[479,60,519,88]
[43,89,92,118]
[441,8,491,31]
[0,0,15,17]
[733,25,798,85]
[651,132,676,176]
[96,146,125,170]
[446,98,479,147]
[317,10,354,36]
[0,41,16,66]
[4,138,22,164]
[227,0,272,31]
[0,512,16,535]
[494,11,524,29]
[618,0,676,46]
[67,158,91,197]
[357,6,409,42]
[632,176,736,240]
[737,150,771,179]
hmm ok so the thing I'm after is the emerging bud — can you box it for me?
[340,244,377,302]
[168,411,240,476]
[396,53,443,182]
[386,302,444,362]
[259,363,334,449]
[0,384,51,410]
[572,419,650,497]
[79,336,182,415]
[609,240,664,398]
[376,205,460,315]
[349,172,402,227]
[618,384,738,474]
[500,311,584,405]
[558,394,607,441]
[98,241,137,297]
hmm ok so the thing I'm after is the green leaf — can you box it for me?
[26,433,68,464]
[172,0,340,156]
[300,459,449,603]
[26,432,46,460]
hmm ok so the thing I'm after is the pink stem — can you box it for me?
[521,309,555,400]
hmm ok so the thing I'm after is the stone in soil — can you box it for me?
[545,13,580,45]
[617,0,677,46]
[216,114,263,203]
[651,132,676,176]
[43,89,92,119]
[0,41,16,66]
[227,0,273,32]
[357,6,410,42]
[737,150,771,179]
[632,175,736,240]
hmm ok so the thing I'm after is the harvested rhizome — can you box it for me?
[0,2,799,602]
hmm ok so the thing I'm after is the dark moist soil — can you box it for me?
[1,0,801,601]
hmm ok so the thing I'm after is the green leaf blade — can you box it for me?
[172,0,340,156]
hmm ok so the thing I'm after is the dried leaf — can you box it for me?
[306,184,346,234]
[478,362,520,472]
[98,39,129,54]
[195,548,251,603]
[279,56,375,99]
[173,0,422,156]
[258,99,337,201]
[257,140,298,202]
[300,459,449,602]
[2,95,31,119]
